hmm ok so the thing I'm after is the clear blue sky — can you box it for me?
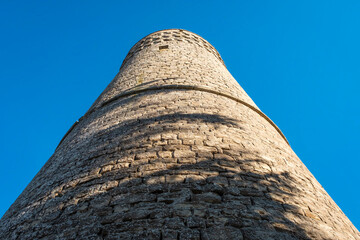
[1,0,359,229]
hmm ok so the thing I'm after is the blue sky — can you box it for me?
[0,0,359,229]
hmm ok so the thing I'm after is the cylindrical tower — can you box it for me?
[1,29,359,240]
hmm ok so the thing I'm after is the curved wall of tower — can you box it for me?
[1,29,359,240]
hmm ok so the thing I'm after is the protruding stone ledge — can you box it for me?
[56,84,290,151]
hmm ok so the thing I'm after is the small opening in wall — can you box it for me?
[159,45,169,50]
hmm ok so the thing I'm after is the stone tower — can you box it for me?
[0,29,359,240]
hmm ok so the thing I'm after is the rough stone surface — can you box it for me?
[0,29,359,240]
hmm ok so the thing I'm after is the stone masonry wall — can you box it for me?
[88,29,259,112]
[0,29,359,240]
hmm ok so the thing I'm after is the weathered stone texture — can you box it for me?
[0,29,359,239]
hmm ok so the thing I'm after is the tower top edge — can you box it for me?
[120,29,225,70]
[136,29,209,41]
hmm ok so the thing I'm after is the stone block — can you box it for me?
[193,192,221,203]
[174,150,196,158]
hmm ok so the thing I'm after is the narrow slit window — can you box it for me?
[159,45,169,50]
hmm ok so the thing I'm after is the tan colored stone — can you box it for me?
[2,29,358,240]
[174,150,196,158]
[158,151,173,158]
[135,151,157,159]
[166,175,186,183]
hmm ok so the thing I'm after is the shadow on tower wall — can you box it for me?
[1,90,325,240]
